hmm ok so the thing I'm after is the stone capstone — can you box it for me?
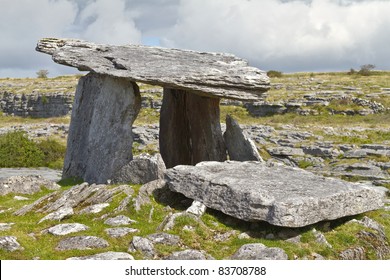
[62,72,141,184]
[36,38,270,101]
[165,161,384,227]
[112,153,166,184]
[231,243,288,260]
[56,236,109,251]
[0,175,60,196]
[223,115,263,161]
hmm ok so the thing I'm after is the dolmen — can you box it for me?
[36,38,270,183]
[37,38,384,227]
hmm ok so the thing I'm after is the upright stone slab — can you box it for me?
[160,88,227,168]
[63,73,141,183]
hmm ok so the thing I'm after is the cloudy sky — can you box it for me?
[1,0,390,77]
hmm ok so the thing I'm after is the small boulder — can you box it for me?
[0,175,60,196]
[112,153,166,184]
[38,207,74,224]
[146,233,181,246]
[56,236,109,251]
[129,236,156,259]
[67,251,134,260]
[104,215,137,226]
[164,249,213,260]
[45,223,89,236]
[231,243,288,260]
[105,228,139,238]
[0,236,24,252]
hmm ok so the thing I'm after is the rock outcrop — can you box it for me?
[165,161,384,227]
[0,175,60,196]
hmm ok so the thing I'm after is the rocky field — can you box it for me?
[0,72,390,260]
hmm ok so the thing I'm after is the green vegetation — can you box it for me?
[36,69,49,79]
[0,131,66,169]
[267,70,283,78]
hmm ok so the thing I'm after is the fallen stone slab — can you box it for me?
[165,161,384,227]
[0,236,24,252]
[56,236,109,251]
[67,251,134,260]
[36,38,270,101]
[230,243,288,260]
[0,175,60,196]
[45,223,89,236]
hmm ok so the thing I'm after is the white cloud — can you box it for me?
[162,0,390,71]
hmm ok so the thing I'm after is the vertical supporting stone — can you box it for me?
[159,88,226,168]
[62,72,141,183]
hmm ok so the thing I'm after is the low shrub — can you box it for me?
[267,70,283,78]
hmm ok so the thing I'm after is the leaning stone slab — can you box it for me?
[56,236,109,251]
[0,236,24,252]
[0,175,60,196]
[231,243,288,260]
[67,251,134,260]
[36,38,269,101]
[165,161,384,227]
[224,115,263,161]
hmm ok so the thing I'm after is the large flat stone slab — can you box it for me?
[36,38,269,101]
[165,161,384,227]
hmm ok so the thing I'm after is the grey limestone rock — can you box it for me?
[45,223,89,236]
[104,215,137,226]
[112,153,166,184]
[0,236,24,252]
[339,247,366,260]
[0,175,60,196]
[186,200,207,217]
[165,161,384,227]
[224,115,263,162]
[62,72,141,184]
[67,251,134,260]
[36,38,269,101]
[129,236,156,259]
[56,236,109,251]
[0,223,15,231]
[164,249,213,260]
[38,207,74,224]
[231,243,288,260]
[146,233,181,246]
[133,179,167,212]
[79,203,110,214]
[105,227,139,238]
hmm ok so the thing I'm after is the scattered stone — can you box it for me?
[146,233,181,246]
[56,236,109,251]
[224,115,263,161]
[238,232,251,240]
[186,201,207,217]
[105,228,139,238]
[0,236,24,252]
[165,161,384,227]
[0,175,60,195]
[267,147,305,157]
[357,230,390,259]
[164,250,213,260]
[38,207,74,224]
[79,203,110,214]
[45,223,89,236]
[350,217,386,237]
[312,229,332,248]
[13,196,29,201]
[214,231,237,242]
[311,253,325,260]
[104,215,137,226]
[67,251,134,260]
[112,153,166,184]
[133,179,167,212]
[339,247,366,260]
[231,243,288,260]
[0,168,62,182]
[0,223,15,231]
[129,236,156,259]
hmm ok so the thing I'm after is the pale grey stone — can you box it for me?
[133,179,167,212]
[14,196,29,201]
[339,247,365,260]
[146,233,181,246]
[105,227,139,238]
[129,236,156,259]
[0,168,61,182]
[39,207,74,224]
[224,115,263,162]
[46,223,89,236]
[267,147,305,157]
[0,236,24,252]
[104,215,137,226]
[312,229,332,248]
[112,153,166,184]
[0,223,14,231]
[164,250,213,260]
[0,175,60,196]
[214,231,237,242]
[231,243,288,260]
[165,161,384,227]
[62,73,141,184]
[79,203,110,214]
[36,38,270,101]
[67,251,134,260]
[56,236,109,251]
[186,201,207,217]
